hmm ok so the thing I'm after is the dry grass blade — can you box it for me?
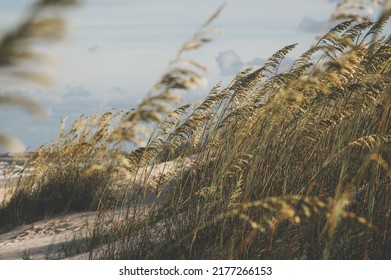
[0,133,26,153]
[0,92,43,117]
[114,5,223,138]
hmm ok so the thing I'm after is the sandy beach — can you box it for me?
[0,153,196,259]
[0,211,98,259]
[0,161,96,259]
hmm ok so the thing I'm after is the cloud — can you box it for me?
[216,50,296,77]
[298,17,326,33]
[215,50,266,77]
[215,50,244,76]
[53,85,102,118]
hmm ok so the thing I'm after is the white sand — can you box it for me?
[0,211,99,259]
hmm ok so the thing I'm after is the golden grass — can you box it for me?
[1,1,390,259]
[89,9,389,260]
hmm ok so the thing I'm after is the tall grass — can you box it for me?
[87,9,390,260]
[0,112,122,228]
[1,1,390,259]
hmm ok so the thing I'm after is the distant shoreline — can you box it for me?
[0,154,30,191]
[0,153,31,165]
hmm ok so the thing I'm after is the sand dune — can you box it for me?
[0,154,201,259]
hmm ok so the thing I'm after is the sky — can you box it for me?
[0,0,345,151]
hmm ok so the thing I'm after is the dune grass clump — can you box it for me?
[0,112,120,228]
[86,11,391,260]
